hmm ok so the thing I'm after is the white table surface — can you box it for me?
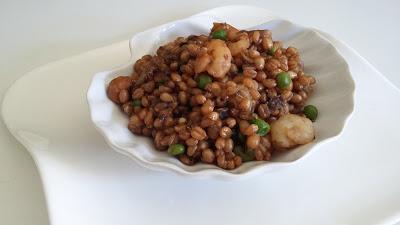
[1,1,399,225]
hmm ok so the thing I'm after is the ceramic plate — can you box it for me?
[2,5,400,225]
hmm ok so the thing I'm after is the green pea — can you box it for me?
[168,144,186,156]
[131,99,141,107]
[233,145,255,162]
[250,119,270,136]
[276,72,292,89]
[244,148,255,162]
[156,80,165,87]
[212,29,227,40]
[303,105,318,122]
[197,74,212,90]
[238,132,246,144]
[268,47,276,56]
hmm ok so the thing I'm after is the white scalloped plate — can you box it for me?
[2,5,400,225]
[87,16,355,178]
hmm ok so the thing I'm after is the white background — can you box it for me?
[0,0,399,224]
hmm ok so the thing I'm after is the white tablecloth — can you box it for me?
[1,1,399,224]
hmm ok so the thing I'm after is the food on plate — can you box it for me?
[106,23,317,169]
[270,114,314,149]
[303,104,318,122]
